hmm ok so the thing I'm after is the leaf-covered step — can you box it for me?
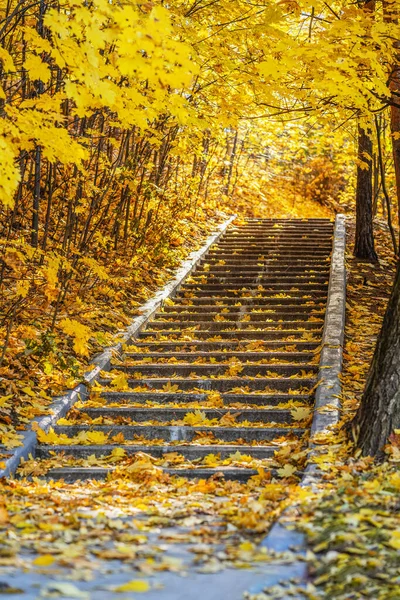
[176,290,328,299]
[144,321,322,332]
[98,376,316,392]
[45,466,263,482]
[74,407,301,424]
[125,341,320,352]
[204,257,330,264]
[194,266,330,275]
[156,312,323,323]
[188,276,329,285]
[123,351,316,362]
[111,363,317,377]
[97,392,313,406]
[159,307,324,317]
[36,443,279,460]
[218,237,332,243]
[138,330,321,341]
[176,296,326,305]
[180,283,328,291]
[52,424,306,442]
[211,246,332,253]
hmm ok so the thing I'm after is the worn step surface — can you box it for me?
[37,218,333,482]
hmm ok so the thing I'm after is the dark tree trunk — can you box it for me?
[354,124,378,261]
[383,0,400,251]
[354,260,400,455]
[354,2,400,458]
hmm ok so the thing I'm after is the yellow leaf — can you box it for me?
[24,54,51,84]
[111,372,129,391]
[290,406,311,421]
[388,530,400,550]
[183,410,207,426]
[33,554,55,567]
[0,507,9,525]
[77,430,109,445]
[114,580,150,593]
[0,47,15,71]
[36,427,63,445]
[59,318,92,356]
[16,280,30,297]
[22,387,36,397]
[0,394,13,407]
[276,464,297,478]
[203,453,219,467]
[239,541,254,552]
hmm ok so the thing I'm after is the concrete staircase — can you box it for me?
[38,218,334,482]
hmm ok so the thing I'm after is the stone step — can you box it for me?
[188,276,329,284]
[181,283,328,291]
[99,376,316,392]
[138,330,321,340]
[45,466,267,482]
[53,424,305,442]
[160,305,325,314]
[206,252,330,260]
[125,341,320,352]
[124,351,316,362]
[156,312,323,322]
[220,234,332,239]
[36,443,278,460]
[144,321,322,332]
[211,248,330,254]
[113,363,317,377]
[176,290,328,298]
[98,391,313,405]
[230,223,332,228]
[78,407,296,424]
[174,297,326,306]
[205,252,330,258]
[216,246,331,251]
[195,265,330,273]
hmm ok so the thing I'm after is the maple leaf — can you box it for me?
[276,464,297,478]
[59,318,92,356]
[203,453,219,467]
[219,412,238,426]
[111,372,129,391]
[183,410,207,426]
[205,391,224,407]
[290,406,312,421]
[162,382,180,393]
[82,431,109,445]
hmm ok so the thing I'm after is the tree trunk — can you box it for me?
[383,0,400,251]
[354,260,400,456]
[353,2,400,458]
[354,124,378,261]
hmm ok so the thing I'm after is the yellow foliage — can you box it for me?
[59,319,92,356]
